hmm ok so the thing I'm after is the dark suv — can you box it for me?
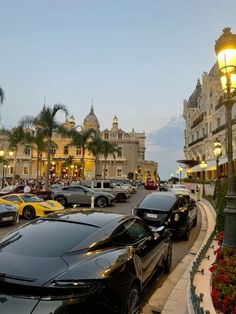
[132,192,198,240]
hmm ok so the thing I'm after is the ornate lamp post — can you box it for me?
[215,27,236,248]
[178,165,183,182]
[200,160,207,197]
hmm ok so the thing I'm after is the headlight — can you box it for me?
[42,280,101,300]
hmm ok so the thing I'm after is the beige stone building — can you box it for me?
[183,63,236,179]
[0,106,158,181]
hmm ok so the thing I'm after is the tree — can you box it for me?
[100,141,118,179]
[0,87,5,104]
[23,128,47,187]
[69,128,94,180]
[1,126,26,183]
[87,131,104,179]
[20,104,68,190]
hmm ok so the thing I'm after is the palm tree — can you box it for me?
[69,128,94,180]
[100,141,118,179]
[0,87,5,104]
[87,131,104,179]
[1,126,26,183]
[20,104,68,190]
[23,128,47,187]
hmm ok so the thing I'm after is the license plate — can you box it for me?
[174,214,180,221]
[146,213,158,218]
[1,216,13,222]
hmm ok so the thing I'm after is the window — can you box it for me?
[23,165,29,175]
[118,133,122,139]
[117,147,122,158]
[103,182,111,188]
[76,146,82,155]
[4,195,22,202]
[52,146,56,156]
[63,146,69,155]
[24,146,31,156]
[117,169,122,177]
[217,117,220,128]
[104,133,109,139]
[123,219,150,244]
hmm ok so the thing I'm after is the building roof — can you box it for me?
[83,105,100,130]
[188,79,202,107]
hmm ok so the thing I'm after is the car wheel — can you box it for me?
[116,193,126,203]
[123,284,140,314]
[23,206,36,220]
[96,197,108,208]
[164,240,172,274]
[55,196,67,207]
[183,222,190,241]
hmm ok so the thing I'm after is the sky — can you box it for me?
[1,0,236,178]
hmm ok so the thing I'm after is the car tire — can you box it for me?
[96,197,108,208]
[123,284,140,314]
[55,196,67,207]
[164,240,172,274]
[23,206,36,220]
[183,222,190,241]
[116,193,126,203]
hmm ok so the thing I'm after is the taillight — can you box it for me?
[152,182,156,186]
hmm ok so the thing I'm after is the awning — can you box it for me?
[186,159,216,173]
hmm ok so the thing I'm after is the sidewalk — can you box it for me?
[142,198,216,314]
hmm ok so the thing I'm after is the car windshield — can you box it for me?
[0,220,99,257]
[138,196,176,211]
[21,194,43,203]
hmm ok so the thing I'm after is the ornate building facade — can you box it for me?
[183,62,236,178]
[0,106,158,181]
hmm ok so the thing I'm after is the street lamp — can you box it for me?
[215,27,236,248]
[213,138,222,199]
[200,160,207,197]
[178,165,183,181]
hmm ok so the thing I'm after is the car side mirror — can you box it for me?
[131,208,137,215]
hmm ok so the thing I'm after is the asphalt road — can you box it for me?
[0,186,201,312]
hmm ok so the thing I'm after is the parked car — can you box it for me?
[82,180,131,202]
[0,185,25,196]
[0,193,64,220]
[168,184,190,195]
[0,202,19,225]
[132,192,198,240]
[0,209,172,314]
[144,180,158,190]
[0,185,52,200]
[51,185,115,208]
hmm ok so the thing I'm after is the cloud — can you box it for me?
[145,115,185,179]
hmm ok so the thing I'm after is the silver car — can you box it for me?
[51,185,115,208]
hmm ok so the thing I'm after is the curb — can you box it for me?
[142,198,215,313]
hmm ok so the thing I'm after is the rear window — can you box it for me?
[138,196,176,211]
[0,220,98,257]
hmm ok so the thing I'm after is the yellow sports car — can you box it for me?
[0,194,64,220]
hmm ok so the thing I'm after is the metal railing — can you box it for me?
[189,229,216,314]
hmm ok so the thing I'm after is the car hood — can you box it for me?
[93,191,115,198]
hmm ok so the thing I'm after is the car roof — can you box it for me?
[44,209,128,228]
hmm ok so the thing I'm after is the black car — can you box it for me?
[0,202,19,225]
[0,209,172,314]
[133,192,198,241]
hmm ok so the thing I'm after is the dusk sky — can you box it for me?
[1,0,236,178]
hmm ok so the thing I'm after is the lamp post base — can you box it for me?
[223,195,236,249]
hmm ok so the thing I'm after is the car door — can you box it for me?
[73,186,92,204]
[123,218,165,283]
